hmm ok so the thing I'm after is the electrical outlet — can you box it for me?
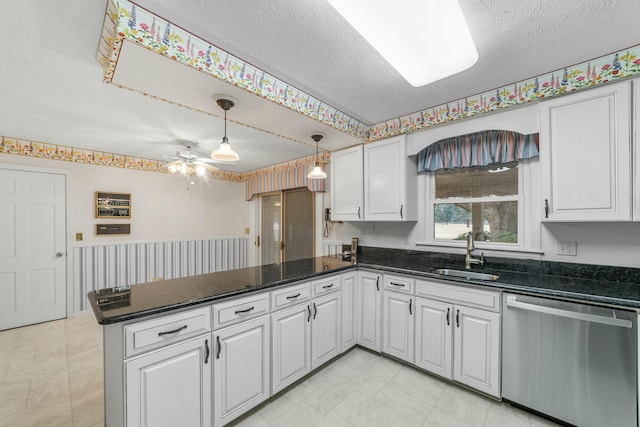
[557,241,577,256]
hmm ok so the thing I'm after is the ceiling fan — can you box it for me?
[163,145,220,177]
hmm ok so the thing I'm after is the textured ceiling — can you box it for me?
[0,0,639,173]
[136,0,640,124]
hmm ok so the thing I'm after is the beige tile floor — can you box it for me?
[229,348,561,427]
[0,313,104,427]
[0,313,560,427]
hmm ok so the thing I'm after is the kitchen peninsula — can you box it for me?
[89,249,640,427]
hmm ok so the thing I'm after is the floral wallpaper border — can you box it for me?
[0,136,329,183]
[98,0,368,140]
[98,0,640,143]
[369,48,640,140]
[0,136,244,183]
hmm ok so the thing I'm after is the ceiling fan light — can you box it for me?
[211,138,240,162]
[195,164,207,176]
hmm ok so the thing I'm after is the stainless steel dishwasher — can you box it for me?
[502,293,637,427]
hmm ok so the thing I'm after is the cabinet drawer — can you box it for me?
[124,306,211,357]
[271,282,312,311]
[312,275,341,296]
[213,292,270,329]
[383,274,414,294]
[415,279,501,312]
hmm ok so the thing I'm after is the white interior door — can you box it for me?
[0,168,67,330]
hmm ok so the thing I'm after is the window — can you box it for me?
[433,162,520,244]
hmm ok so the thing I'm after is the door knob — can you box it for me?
[56,251,64,257]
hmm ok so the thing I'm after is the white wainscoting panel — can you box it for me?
[74,237,249,312]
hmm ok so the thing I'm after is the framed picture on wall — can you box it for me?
[95,191,131,218]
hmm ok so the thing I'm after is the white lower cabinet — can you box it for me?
[271,302,312,395]
[414,297,501,398]
[311,291,342,370]
[452,305,501,397]
[125,334,212,427]
[357,270,382,352]
[213,315,270,426]
[382,291,414,363]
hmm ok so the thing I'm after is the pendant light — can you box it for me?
[307,134,327,179]
[211,98,240,162]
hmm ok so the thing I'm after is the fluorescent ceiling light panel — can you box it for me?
[326,0,478,87]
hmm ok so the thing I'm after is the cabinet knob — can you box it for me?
[56,251,64,257]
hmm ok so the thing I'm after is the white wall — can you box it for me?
[0,153,250,245]
[326,104,640,269]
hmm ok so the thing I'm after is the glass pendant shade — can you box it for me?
[307,163,327,179]
[211,98,239,162]
[211,136,239,162]
[307,134,327,179]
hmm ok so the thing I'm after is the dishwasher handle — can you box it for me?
[506,295,632,328]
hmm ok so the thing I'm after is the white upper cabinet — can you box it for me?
[330,145,364,221]
[540,80,632,221]
[364,135,417,221]
[330,136,417,221]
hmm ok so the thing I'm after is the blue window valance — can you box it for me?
[418,130,539,172]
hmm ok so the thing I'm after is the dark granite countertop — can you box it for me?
[89,247,640,325]
[89,256,354,324]
[356,247,640,310]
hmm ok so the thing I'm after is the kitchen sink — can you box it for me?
[435,268,499,281]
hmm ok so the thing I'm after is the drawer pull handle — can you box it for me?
[286,293,301,300]
[235,306,255,315]
[322,283,334,289]
[313,303,317,320]
[204,339,210,364]
[390,282,405,287]
[376,276,380,291]
[446,308,450,326]
[307,305,311,322]
[456,309,460,328]
[157,324,187,337]
[216,336,221,359]
[409,299,412,315]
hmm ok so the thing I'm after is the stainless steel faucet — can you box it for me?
[465,232,485,270]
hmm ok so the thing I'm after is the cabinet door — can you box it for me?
[271,303,311,395]
[214,316,270,426]
[341,271,357,351]
[540,80,632,221]
[311,292,342,370]
[330,145,363,221]
[125,335,212,427]
[415,298,452,379]
[356,271,382,352]
[364,135,410,221]
[382,291,414,363]
[453,305,501,397]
